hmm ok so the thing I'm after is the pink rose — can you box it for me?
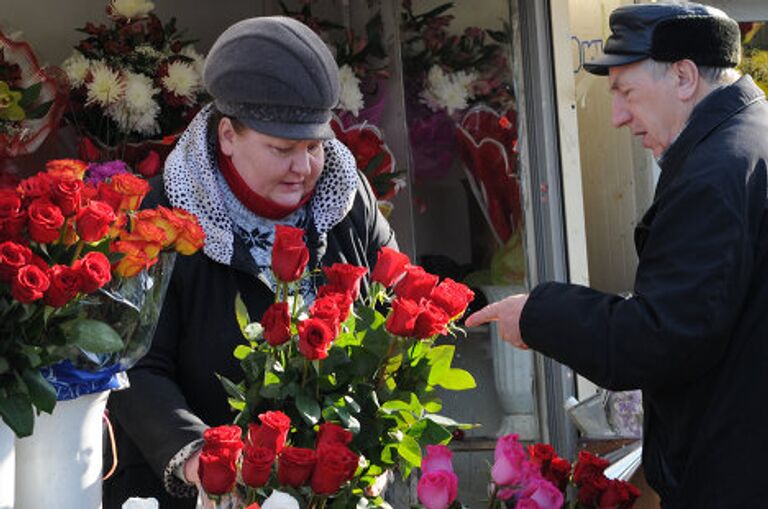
[517,477,564,509]
[421,445,453,474]
[491,433,536,488]
[417,470,458,509]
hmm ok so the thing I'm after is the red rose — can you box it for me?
[430,278,475,318]
[0,189,25,242]
[76,201,116,242]
[11,264,50,304]
[528,443,555,466]
[18,173,53,201]
[316,423,353,448]
[577,474,609,506]
[297,318,335,360]
[248,410,291,454]
[75,251,112,292]
[277,446,316,488]
[413,300,450,339]
[310,295,342,335]
[203,425,244,451]
[384,297,421,337]
[137,150,162,178]
[547,457,572,492]
[316,287,353,322]
[322,263,368,300]
[51,177,84,216]
[44,265,82,308]
[0,241,32,282]
[271,225,309,283]
[573,450,610,485]
[96,182,123,212]
[261,302,291,347]
[393,264,439,301]
[27,199,64,244]
[310,443,359,495]
[198,447,240,495]
[371,247,409,287]
[241,445,275,488]
[599,478,641,509]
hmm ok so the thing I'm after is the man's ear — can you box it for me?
[218,117,237,156]
[673,59,700,102]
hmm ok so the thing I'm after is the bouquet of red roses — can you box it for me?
[199,225,478,507]
[0,158,204,436]
[413,435,640,509]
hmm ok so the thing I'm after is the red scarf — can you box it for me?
[216,145,312,219]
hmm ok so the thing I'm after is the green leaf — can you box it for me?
[21,368,56,414]
[426,345,477,390]
[396,434,422,467]
[0,356,9,374]
[217,374,245,403]
[60,319,123,353]
[234,294,250,334]
[234,344,253,360]
[296,390,321,425]
[425,414,477,430]
[228,399,246,411]
[411,418,453,446]
[18,82,42,108]
[0,393,34,437]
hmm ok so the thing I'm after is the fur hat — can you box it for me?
[203,16,340,139]
[584,2,741,76]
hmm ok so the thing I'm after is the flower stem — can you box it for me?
[488,485,500,509]
[70,240,84,265]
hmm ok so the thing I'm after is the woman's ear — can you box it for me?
[218,117,237,156]
[673,59,700,102]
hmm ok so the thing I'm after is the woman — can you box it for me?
[104,16,396,508]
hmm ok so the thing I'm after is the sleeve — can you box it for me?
[520,165,753,391]
[108,259,208,485]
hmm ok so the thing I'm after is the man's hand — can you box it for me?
[464,294,530,349]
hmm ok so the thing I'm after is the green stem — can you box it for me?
[488,484,500,509]
[376,336,401,389]
[70,240,84,265]
[302,359,309,389]
[291,282,299,317]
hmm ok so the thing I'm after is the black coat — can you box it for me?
[520,76,768,507]
[104,174,396,508]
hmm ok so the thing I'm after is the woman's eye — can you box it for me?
[272,146,292,154]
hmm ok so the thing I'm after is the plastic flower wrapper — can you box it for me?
[0,158,205,436]
[200,227,478,507]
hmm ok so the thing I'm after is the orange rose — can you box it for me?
[118,221,164,259]
[110,240,157,278]
[171,209,205,255]
[136,208,181,247]
[107,174,150,211]
[46,159,88,180]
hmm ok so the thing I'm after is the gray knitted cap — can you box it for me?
[203,16,340,140]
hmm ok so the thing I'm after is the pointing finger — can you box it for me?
[464,302,500,328]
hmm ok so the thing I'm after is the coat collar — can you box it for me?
[657,75,765,195]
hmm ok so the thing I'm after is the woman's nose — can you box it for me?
[290,151,313,175]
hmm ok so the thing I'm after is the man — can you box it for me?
[466,3,768,507]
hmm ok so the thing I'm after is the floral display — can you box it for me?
[196,227,477,507]
[739,22,768,96]
[0,158,205,437]
[330,116,404,206]
[280,1,389,126]
[414,437,640,509]
[61,0,207,175]
[0,30,67,160]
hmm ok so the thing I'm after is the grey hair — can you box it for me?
[644,59,741,85]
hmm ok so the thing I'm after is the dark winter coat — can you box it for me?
[103,171,396,509]
[520,76,768,507]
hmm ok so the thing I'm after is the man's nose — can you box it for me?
[611,98,631,128]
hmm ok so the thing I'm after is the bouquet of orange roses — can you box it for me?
[0,158,204,437]
[196,225,478,508]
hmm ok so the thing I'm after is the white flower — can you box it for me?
[262,490,300,509]
[108,71,161,135]
[180,45,206,79]
[420,65,477,115]
[337,64,364,117]
[109,0,155,19]
[86,62,125,107]
[121,497,159,509]
[161,61,201,102]
[62,52,92,88]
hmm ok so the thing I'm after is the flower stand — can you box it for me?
[14,391,109,509]
[0,422,14,509]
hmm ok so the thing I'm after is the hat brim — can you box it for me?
[239,116,335,141]
[583,53,648,76]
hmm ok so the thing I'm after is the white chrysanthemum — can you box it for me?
[180,46,206,78]
[62,52,92,88]
[262,490,300,509]
[86,62,125,107]
[337,64,364,117]
[161,61,201,101]
[107,72,160,135]
[420,65,477,115]
[110,0,155,19]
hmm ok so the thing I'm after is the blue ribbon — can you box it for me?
[40,360,126,401]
